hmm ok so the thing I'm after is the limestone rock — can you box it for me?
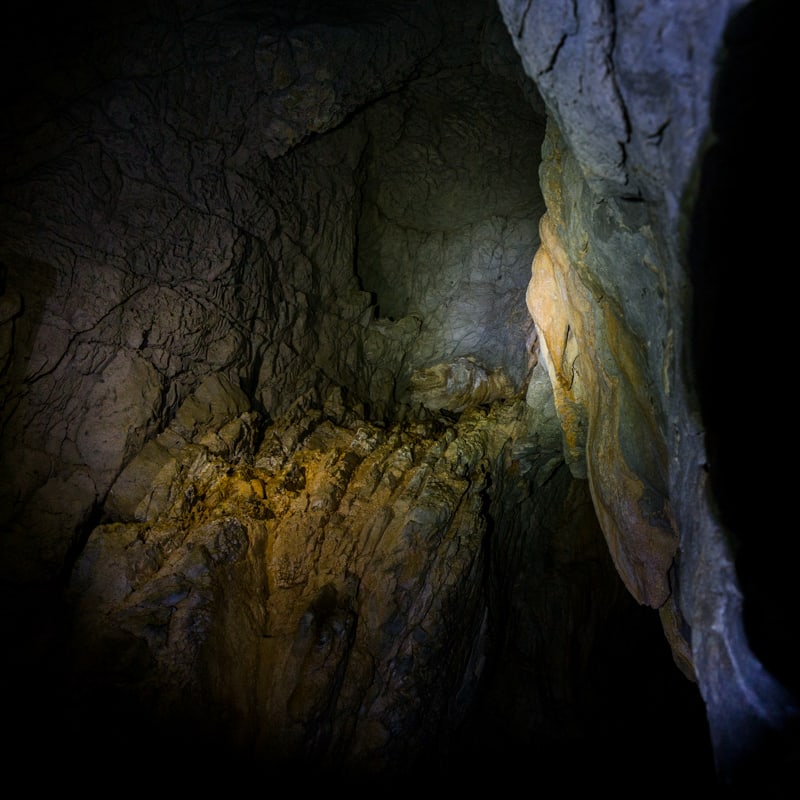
[500,0,798,786]
[0,0,545,586]
[1,0,794,793]
[58,380,715,791]
[407,356,515,414]
[66,395,501,776]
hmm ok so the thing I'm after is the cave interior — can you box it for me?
[0,0,797,795]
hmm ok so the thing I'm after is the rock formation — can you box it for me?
[498,0,797,791]
[0,0,795,794]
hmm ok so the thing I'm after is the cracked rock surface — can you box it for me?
[1,0,543,584]
[499,0,799,789]
[2,0,796,793]
[63,372,708,788]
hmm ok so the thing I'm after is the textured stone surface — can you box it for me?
[530,131,677,614]
[357,63,544,394]
[72,385,504,778]
[0,0,544,585]
[62,373,709,788]
[498,0,798,788]
[1,0,795,793]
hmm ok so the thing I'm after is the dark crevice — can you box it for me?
[687,0,797,701]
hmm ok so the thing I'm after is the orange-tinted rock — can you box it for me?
[528,208,676,609]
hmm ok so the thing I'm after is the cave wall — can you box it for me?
[1,0,796,791]
[63,371,640,788]
[0,0,543,586]
[498,0,798,787]
[3,0,643,788]
[357,62,543,392]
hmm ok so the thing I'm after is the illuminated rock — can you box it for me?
[69,380,632,783]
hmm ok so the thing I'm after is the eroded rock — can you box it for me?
[67,383,637,784]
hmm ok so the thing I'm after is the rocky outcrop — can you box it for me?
[70,377,506,780]
[529,131,682,647]
[59,370,709,789]
[407,356,516,414]
[498,0,798,788]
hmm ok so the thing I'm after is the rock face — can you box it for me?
[63,374,556,780]
[498,0,798,789]
[63,370,711,789]
[0,0,796,793]
[0,0,542,583]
